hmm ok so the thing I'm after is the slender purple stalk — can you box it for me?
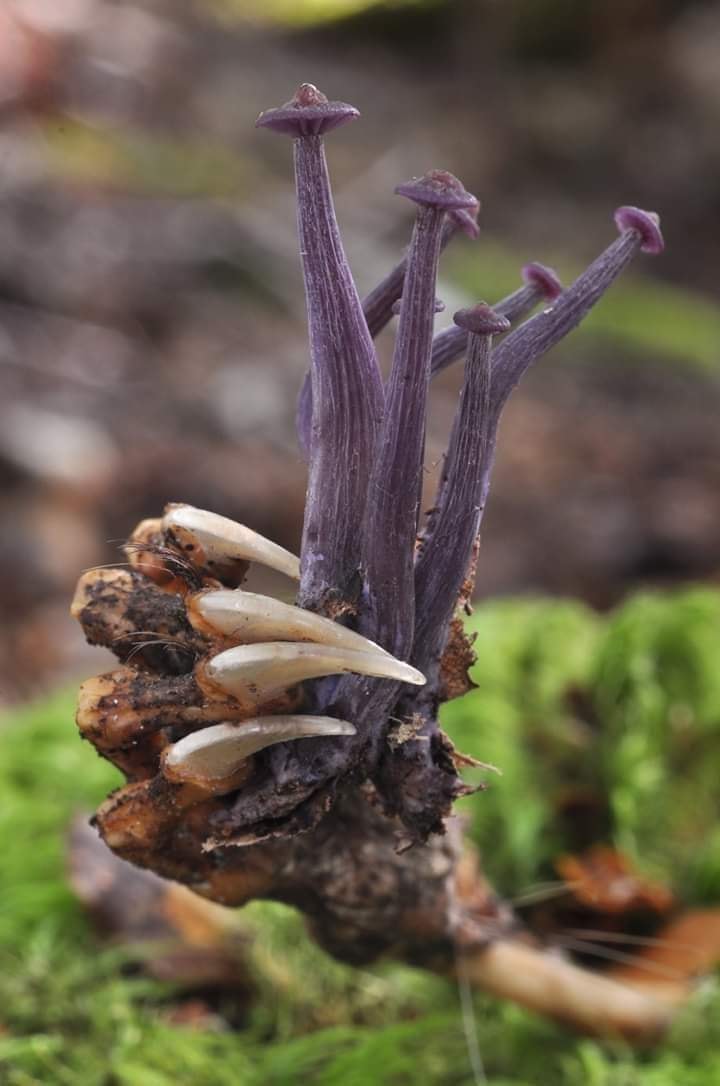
[412,304,509,677]
[257,84,384,613]
[359,171,479,658]
[414,207,665,671]
[430,262,562,377]
[362,208,479,336]
[296,207,480,460]
[489,208,664,416]
[413,264,560,559]
[295,370,314,462]
[248,93,664,841]
[296,258,557,469]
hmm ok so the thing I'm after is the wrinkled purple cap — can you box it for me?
[255,83,359,138]
[453,302,511,336]
[448,205,481,239]
[521,262,563,301]
[614,206,664,254]
[395,170,479,213]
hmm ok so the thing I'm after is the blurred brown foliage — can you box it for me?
[0,0,718,701]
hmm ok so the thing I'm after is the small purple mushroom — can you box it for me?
[256,83,664,838]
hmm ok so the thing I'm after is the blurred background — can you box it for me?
[3,4,720,1083]
[1,0,719,703]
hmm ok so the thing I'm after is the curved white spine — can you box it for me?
[163,504,300,580]
[190,588,390,655]
[203,641,425,704]
[162,715,356,783]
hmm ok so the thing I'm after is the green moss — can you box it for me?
[443,588,720,905]
[594,589,720,898]
[3,588,720,1083]
[446,597,602,887]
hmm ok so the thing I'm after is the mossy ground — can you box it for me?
[2,588,720,1084]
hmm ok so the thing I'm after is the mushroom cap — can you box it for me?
[448,204,481,240]
[394,170,479,213]
[613,206,664,255]
[256,83,359,138]
[521,261,563,301]
[453,302,512,336]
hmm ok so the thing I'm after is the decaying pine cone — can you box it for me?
[72,504,424,892]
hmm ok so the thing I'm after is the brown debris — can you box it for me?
[438,615,478,702]
[437,536,480,702]
[555,846,675,918]
[606,908,720,1003]
[71,567,215,674]
[386,713,426,749]
[124,518,204,593]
